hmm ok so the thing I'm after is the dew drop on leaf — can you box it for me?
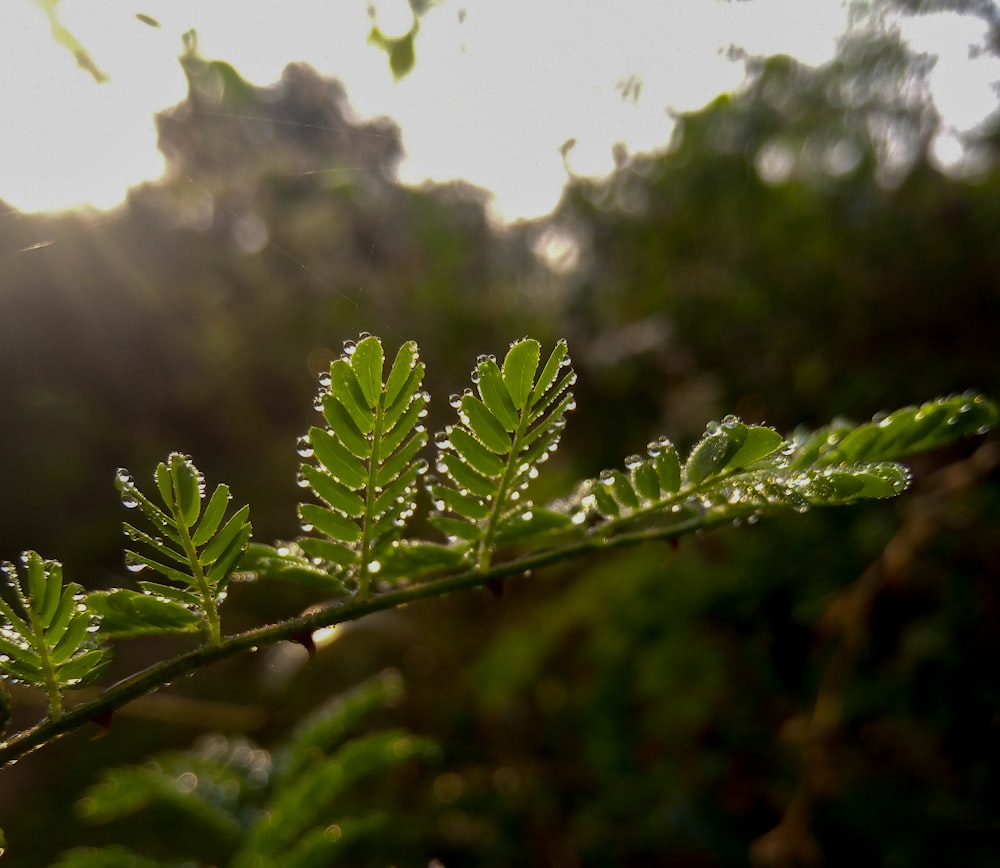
[296,436,314,458]
[624,454,642,470]
[448,394,462,409]
[342,339,357,356]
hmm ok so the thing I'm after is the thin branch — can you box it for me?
[0,513,718,768]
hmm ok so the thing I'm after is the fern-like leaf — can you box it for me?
[789,392,999,468]
[577,395,997,532]
[298,335,430,598]
[109,453,251,644]
[428,339,577,570]
[0,552,110,720]
[65,671,435,868]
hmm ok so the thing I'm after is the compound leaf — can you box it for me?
[431,339,577,570]
[299,337,429,598]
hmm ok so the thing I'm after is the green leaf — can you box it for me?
[460,394,510,454]
[529,340,569,404]
[727,426,783,469]
[301,465,365,517]
[352,335,385,409]
[478,358,519,431]
[137,582,202,608]
[199,505,251,566]
[0,553,111,702]
[319,395,371,459]
[502,339,541,410]
[300,537,357,568]
[384,340,420,408]
[448,426,506,477]
[87,590,202,638]
[330,360,374,435]
[432,341,576,569]
[430,483,491,521]
[437,453,496,498]
[368,25,418,80]
[309,427,368,490]
[378,541,469,580]
[300,504,363,544]
[300,341,429,593]
[191,484,232,547]
[806,394,997,467]
[122,523,189,566]
[493,508,574,547]
[167,453,203,529]
[685,422,746,485]
[237,544,349,593]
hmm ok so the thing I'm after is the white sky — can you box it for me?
[1,0,997,222]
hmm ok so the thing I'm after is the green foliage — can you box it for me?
[428,339,577,568]
[296,335,435,597]
[89,453,252,644]
[0,334,995,865]
[0,552,110,720]
[55,671,436,868]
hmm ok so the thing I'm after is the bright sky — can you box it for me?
[1,0,997,222]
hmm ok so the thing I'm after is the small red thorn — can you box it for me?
[91,708,114,738]
[290,631,317,661]
[485,578,504,600]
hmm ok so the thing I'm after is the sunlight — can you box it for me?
[0,0,997,220]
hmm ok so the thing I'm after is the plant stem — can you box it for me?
[0,511,735,768]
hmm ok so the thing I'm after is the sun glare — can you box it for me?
[0,0,997,221]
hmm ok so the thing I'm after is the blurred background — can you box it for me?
[1,0,999,865]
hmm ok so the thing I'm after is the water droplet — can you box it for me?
[722,414,740,427]
[522,510,534,521]
[342,339,357,356]
[125,554,146,574]
[300,522,314,533]
[296,435,314,457]
[559,355,572,368]
[449,393,462,409]
[624,454,642,471]
[367,560,382,574]
[318,371,332,388]
[599,469,614,484]
[434,499,446,512]
[470,369,481,384]
[646,441,662,458]
[121,492,139,509]
[414,458,429,475]
[296,472,310,489]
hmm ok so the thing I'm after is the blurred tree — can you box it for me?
[2,13,999,866]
